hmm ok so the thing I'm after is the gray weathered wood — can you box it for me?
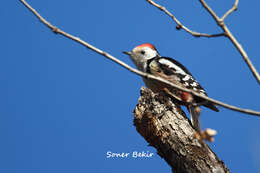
[133,87,229,173]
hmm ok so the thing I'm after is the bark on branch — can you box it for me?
[134,87,229,173]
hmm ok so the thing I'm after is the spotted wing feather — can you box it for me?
[149,56,219,112]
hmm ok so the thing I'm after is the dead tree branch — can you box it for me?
[19,0,260,116]
[147,0,260,84]
[134,87,229,173]
[221,0,239,21]
[146,0,225,38]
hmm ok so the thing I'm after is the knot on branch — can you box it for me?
[51,26,59,34]
[133,87,229,173]
[176,25,182,30]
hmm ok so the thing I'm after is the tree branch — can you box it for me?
[146,0,260,84]
[198,0,260,84]
[19,0,260,116]
[198,0,221,23]
[221,0,239,21]
[134,87,229,173]
[146,0,225,38]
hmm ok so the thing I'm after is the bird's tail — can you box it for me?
[188,105,201,132]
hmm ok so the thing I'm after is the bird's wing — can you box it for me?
[148,57,219,112]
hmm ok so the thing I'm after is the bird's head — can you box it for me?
[123,43,159,71]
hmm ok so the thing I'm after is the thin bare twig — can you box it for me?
[19,0,260,116]
[147,0,260,84]
[146,0,225,38]
[198,0,260,84]
[198,0,221,23]
[221,0,239,21]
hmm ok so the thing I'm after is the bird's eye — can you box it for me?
[140,50,145,55]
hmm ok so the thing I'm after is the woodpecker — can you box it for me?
[123,43,218,131]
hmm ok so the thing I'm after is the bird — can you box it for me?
[123,43,219,131]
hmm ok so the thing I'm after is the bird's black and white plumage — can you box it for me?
[123,43,218,131]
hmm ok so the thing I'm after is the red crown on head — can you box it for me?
[136,43,156,51]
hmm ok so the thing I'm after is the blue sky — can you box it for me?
[1,0,260,172]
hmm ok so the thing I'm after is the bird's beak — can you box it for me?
[123,51,132,56]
